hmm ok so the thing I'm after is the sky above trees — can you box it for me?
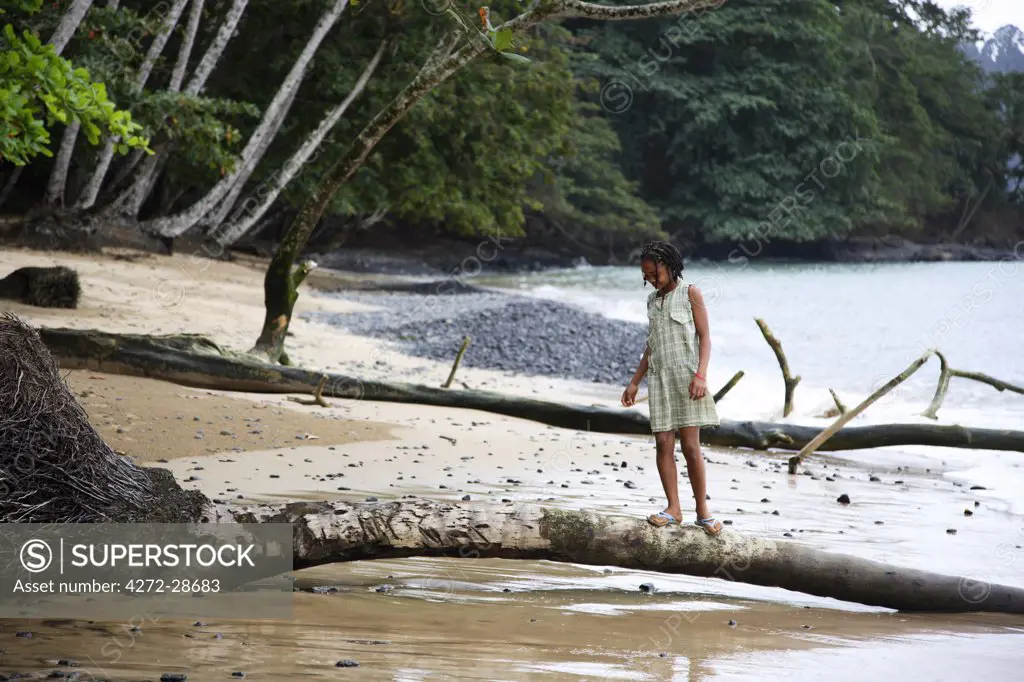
[933,0,1021,35]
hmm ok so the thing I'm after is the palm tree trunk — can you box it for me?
[44,121,81,207]
[185,0,250,96]
[75,0,191,210]
[170,0,204,91]
[209,39,389,244]
[47,0,95,54]
[111,0,250,217]
[199,84,301,230]
[41,0,96,207]
[138,0,351,239]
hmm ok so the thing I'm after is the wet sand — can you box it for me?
[0,561,1020,681]
[2,246,1024,680]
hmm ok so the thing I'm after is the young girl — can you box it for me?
[621,240,722,535]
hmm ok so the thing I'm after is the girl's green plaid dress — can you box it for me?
[645,283,720,432]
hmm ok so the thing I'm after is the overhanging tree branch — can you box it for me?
[550,0,726,20]
[253,0,731,363]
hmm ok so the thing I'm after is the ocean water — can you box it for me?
[474,260,1024,516]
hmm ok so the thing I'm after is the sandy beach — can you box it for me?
[1,245,1023,681]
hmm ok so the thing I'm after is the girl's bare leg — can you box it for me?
[679,426,711,520]
[654,430,682,521]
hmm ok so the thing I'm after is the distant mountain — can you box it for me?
[962,25,1024,74]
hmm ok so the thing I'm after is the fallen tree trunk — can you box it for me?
[36,327,1024,455]
[209,498,1024,615]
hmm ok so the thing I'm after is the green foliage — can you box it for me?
[568,0,1020,244]
[575,0,890,242]
[3,0,1020,252]
[983,72,1024,204]
[356,24,576,238]
[130,91,258,177]
[0,7,150,166]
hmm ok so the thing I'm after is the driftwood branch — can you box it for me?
[922,350,1024,419]
[209,498,1024,615]
[754,318,800,417]
[829,388,847,414]
[287,374,330,407]
[788,350,936,474]
[442,335,471,389]
[818,388,848,417]
[34,327,1024,456]
[712,370,744,402]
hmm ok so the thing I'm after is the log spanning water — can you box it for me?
[209,499,1024,615]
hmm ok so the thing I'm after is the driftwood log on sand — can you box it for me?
[212,498,1024,614]
[36,326,1024,455]
[4,314,1023,614]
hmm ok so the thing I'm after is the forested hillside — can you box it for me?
[1,0,1022,266]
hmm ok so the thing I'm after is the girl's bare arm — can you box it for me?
[630,346,650,386]
[689,285,711,377]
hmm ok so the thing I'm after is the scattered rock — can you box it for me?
[946,528,957,535]
[311,586,341,594]
[639,582,655,594]
[335,660,360,668]
[837,494,851,505]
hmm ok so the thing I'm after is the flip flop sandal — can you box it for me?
[647,511,681,527]
[695,517,723,536]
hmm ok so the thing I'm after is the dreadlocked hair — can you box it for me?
[640,240,684,281]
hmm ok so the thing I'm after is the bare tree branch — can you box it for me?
[922,350,1024,419]
[551,0,726,21]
